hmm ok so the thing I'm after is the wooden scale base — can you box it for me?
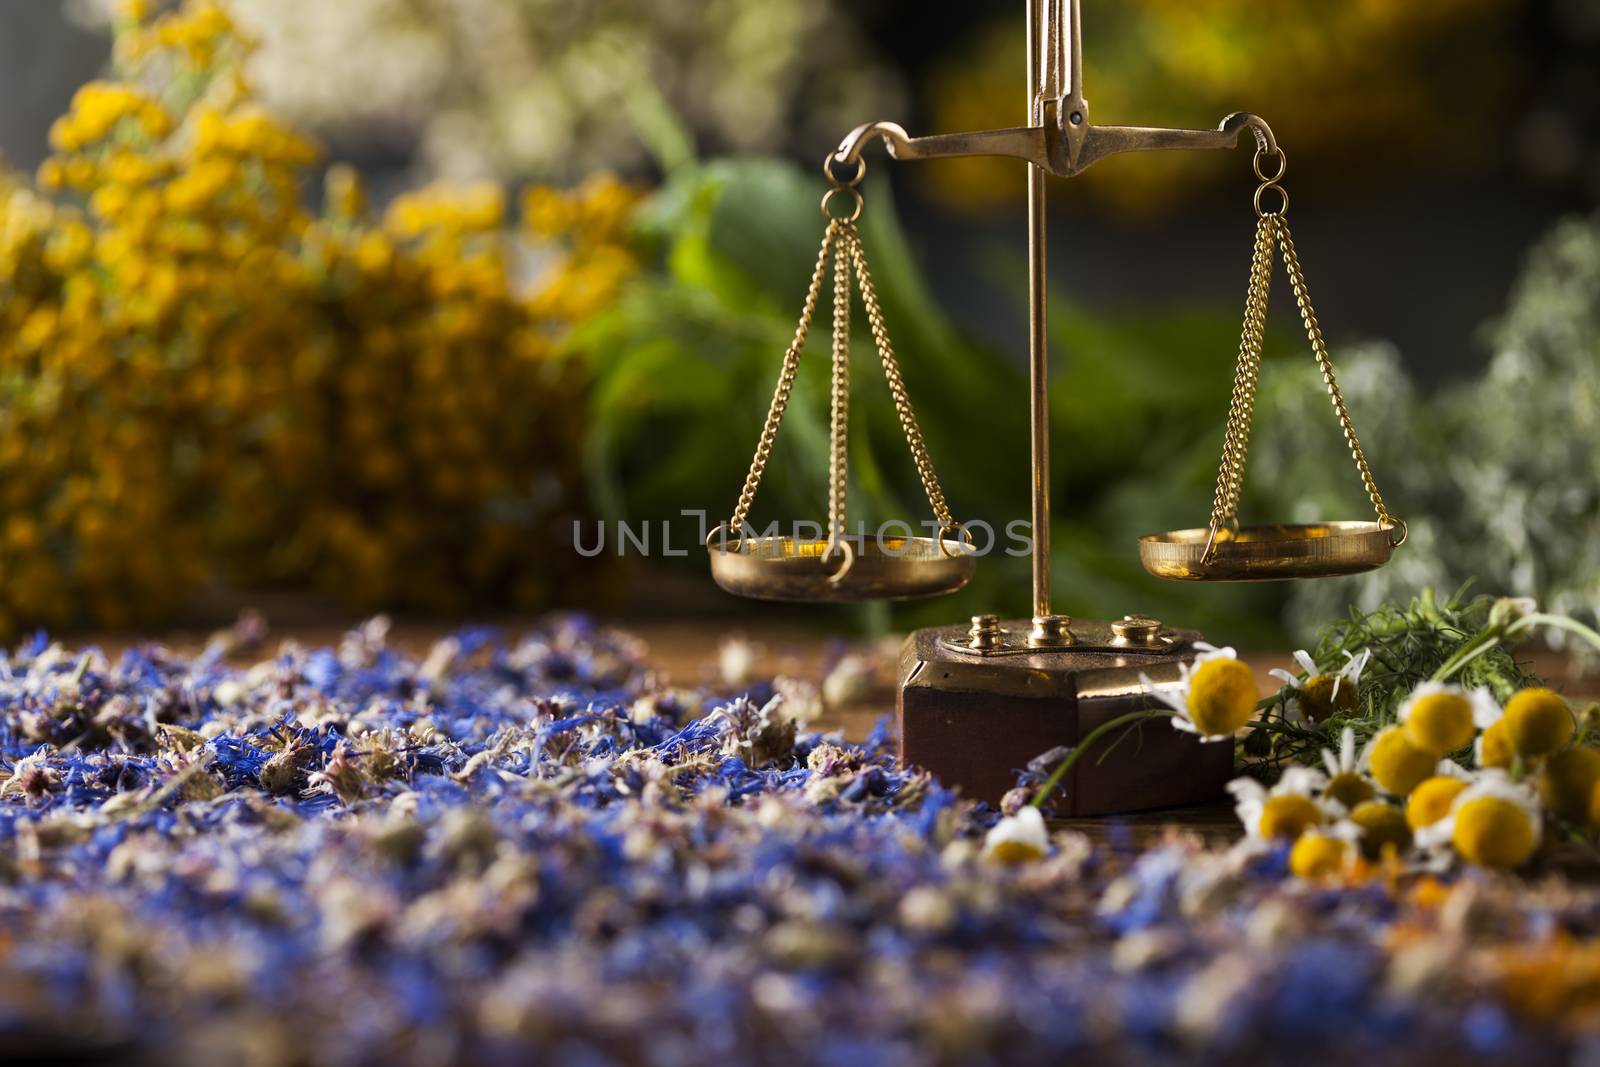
[896,617,1232,813]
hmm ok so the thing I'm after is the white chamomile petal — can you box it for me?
[1320,727,1359,779]
[1291,649,1319,677]
[1138,671,1188,718]
[1279,765,1329,796]
[1339,648,1371,685]
[1413,815,1455,852]
[1434,758,1474,781]
[1469,687,1503,729]
[1314,795,1350,820]
[1226,778,1268,838]
[1169,715,1201,737]
[1227,777,1268,804]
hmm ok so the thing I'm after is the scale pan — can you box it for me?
[1138,521,1400,582]
[709,535,974,602]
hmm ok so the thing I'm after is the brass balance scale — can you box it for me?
[705,0,1407,814]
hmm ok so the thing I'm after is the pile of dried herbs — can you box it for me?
[1,612,1598,1066]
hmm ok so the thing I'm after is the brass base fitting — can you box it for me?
[1028,614,1074,647]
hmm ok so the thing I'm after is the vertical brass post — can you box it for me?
[1027,0,1072,647]
[1026,0,1050,621]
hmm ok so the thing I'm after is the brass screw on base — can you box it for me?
[1111,614,1163,647]
[1028,614,1073,647]
[967,614,1005,651]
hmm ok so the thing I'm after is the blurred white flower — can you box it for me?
[75,0,904,184]
[983,806,1049,864]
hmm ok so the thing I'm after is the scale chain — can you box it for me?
[845,226,956,530]
[1226,221,1272,522]
[1277,216,1394,529]
[723,178,963,558]
[726,220,839,535]
[1205,147,1398,552]
[827,224,852,553]
[1208,212,1274,530]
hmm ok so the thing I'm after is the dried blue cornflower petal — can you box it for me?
[0,614,1590,1066]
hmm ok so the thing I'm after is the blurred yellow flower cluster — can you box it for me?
[0,0,642,633]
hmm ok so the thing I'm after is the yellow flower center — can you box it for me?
[1349,801,1411,860]
[1405,775,1469,830]
[1452,796,1538,869]
[1259,793,1323,840]
[1299,673,1358,723]
[1504,688,1574,759]
[1368,726,1438,797]
[986,839,1046,865]
[1186,658,1257,737]
[1478,719,1513,770]
[1404,691,1475,754]
[1537,746,1600,823]
[1324,771,1375,810]
[1289,832,1348,880]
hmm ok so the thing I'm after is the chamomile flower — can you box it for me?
[1363,726,1439,798]
[1271,649,1370,724]
[1319,727,1375,810]
[1348,800,1411,859]
[1141,643,1258,742]
[1398,682,1498,755]
[1537,745,1600,823]
[983,806,1050,864]
[1228,765,1333,841]
[1288,820,1363,880]
[1476,718,1514,770]
[1500,687,1575,760]
[1405,774,1472,831]
[1415,773,1542,869]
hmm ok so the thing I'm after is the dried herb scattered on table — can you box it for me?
[0,615,1593,1066]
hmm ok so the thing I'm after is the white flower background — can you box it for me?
[73,0,905,183]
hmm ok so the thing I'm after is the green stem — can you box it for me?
[1030,710,1169,810]
[1429,623,1506,684]
[1517,613,1600,655]
[1428,612,1600,687]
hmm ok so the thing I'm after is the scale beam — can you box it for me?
[831,111,1275,181]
